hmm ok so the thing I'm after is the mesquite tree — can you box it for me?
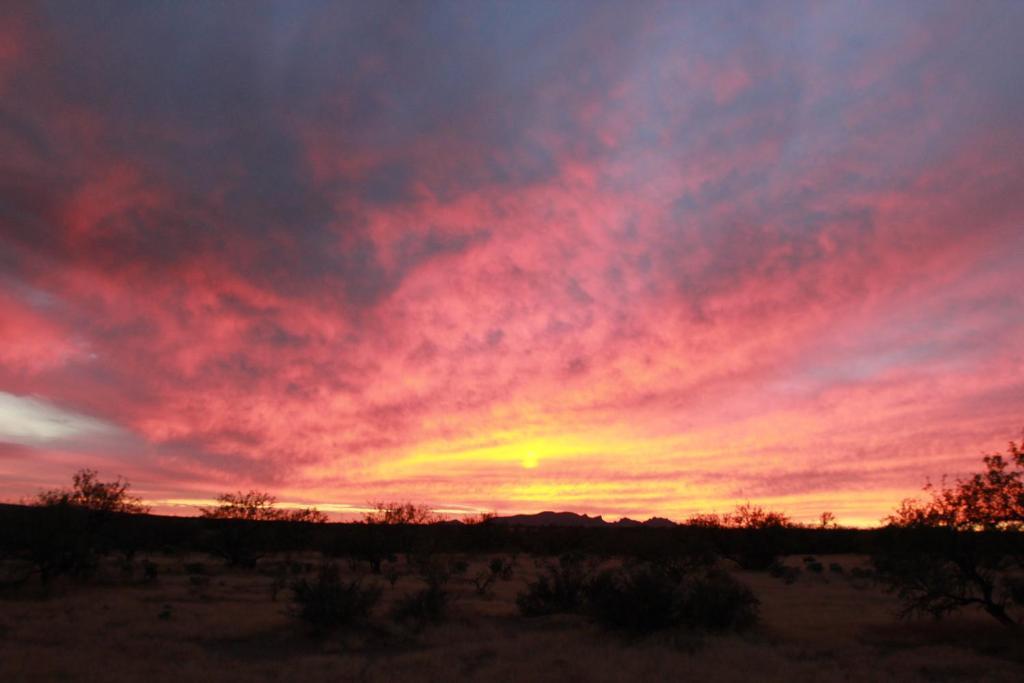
[875,435,1024,627]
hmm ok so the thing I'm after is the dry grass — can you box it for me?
[1,553,1021,682]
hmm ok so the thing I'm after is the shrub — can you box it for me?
[384,563,401,587]
[392,581,448,626]
[586,563,688,634]
[586,563,759,634]
[415,556,452,587]
[202,522,265,568]
[490,556,514,580]
[291,564,381,633]
[1008,577,1024,606]
[30,470,150,583]
[733,544,780,571]
[768,561,800,584]
[848,566,874,590]
[516,554,591,616]
[728,505,791,571]
[199,492,326,567]
[472,568,496,596]
[24,503,97,583]
[472,556,515,595]
[681,570,760,632]
[726,504,791,530]
[345,525,398,574]
[188,574,211,595]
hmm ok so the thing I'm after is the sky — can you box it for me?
[1,1,1023,526]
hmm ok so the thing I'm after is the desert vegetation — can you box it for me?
[1,442,1023,681]
[872,437,1024,627]
[200,490,329,524]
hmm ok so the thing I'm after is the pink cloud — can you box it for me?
[1,1,1022,525]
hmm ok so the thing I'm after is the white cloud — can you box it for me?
[0,392,119,445]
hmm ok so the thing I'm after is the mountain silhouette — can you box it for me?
[490,511,677,528]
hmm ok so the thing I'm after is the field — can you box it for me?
[2,552,1022,682]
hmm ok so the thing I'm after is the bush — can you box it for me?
[392,581,448,626]
[516,554,591,616]
[199,492,326,568]
[768,561,800,584]
[586,563,688,634]
[704,504,791,571]
[1008,577,1024,606]
[384,562,401,587]
[681,570,760,632]
[848,566,874,589]
[586,563,759,634]
[202,522,266,568]
[472,568,496,595]
[490,556,514,579]
[25,503,98,583]
[27,470,150,584]
[291,564,381,633]
[473,556,514,595]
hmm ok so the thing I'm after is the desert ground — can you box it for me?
[2,553,1022,682]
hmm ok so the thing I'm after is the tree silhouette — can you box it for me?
[29,469,149,581]
[36,469,149,515]
[684,504,790,529]
[876,434,1024,627]
[362,501,442,525]
[683,504,790,570]
[199,491,326,567]
[200,491,327,523]
[724,503,790,529]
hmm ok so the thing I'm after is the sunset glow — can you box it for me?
[2,1,1023,526]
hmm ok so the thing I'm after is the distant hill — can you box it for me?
[490,511,678,528]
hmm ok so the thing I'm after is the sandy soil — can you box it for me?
[1,553,1022,682]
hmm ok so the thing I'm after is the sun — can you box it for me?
[521,451,540,469]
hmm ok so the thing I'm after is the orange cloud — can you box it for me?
[1,1,1023,526]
